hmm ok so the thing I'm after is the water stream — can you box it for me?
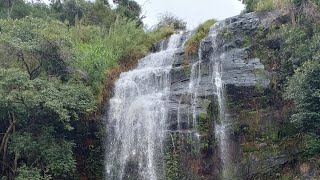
[106,22,234,179]
[105,32,186,180]
[209,22,234,179]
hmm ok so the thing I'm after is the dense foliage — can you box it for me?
[285,60,320,134]
[242,0,320,158]
[156,12,187,30]
[4,0,319,178]
[0,0,176,179]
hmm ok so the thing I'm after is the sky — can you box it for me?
[39,0,244,29]
[121,0,245,29]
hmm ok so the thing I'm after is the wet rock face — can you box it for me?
[167,12,278,127]
[170,12,281,96]
[165,12,289,179]
[250,155,289,177]
[200,12,283,88]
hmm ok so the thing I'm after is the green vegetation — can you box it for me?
[0,69,94,179]
[165,151,180,180]
[285,61,320,135]
[184,19,216,56]
[0,0,177,179]
[243,0,320,14]
[72,18,157,95]
[255,0,275,12]
[197,112,211,150]
[164,132,201,180]
[156,12,187,30]
[219,27,234,41]
[240,0,320,177]
[0,0,318,178]
[303,133,320,157]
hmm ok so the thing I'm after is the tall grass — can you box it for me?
[72,19,145,95]
[184,19,216,56]
[72,18,175,97]
[148,26,175,42]
[250,0,292,12]
[256,0,275,12]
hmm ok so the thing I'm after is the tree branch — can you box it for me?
[0,112,16,155]
[17,50,41,80]
[17,51,32,77]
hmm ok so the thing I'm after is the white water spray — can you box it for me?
[105,33,186,180]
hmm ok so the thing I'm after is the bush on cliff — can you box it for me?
[242,0,320,168]
[285,60,320,134]
[156,12,187,30]
[184,19,216,56]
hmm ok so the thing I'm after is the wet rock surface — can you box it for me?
[165,11,293,179]
[249,155,289,177]
[167,12,277,131]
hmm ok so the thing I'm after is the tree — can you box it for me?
[0,0,30,19]
[0,0,22,18]
[81,0,116,27]
[240,0,259,12]
[285,60,320,134]
[61,0,84,25]
[0,17,72,80]
[0,68,95,179]
[156,12,187,30]
[114,0,142,21]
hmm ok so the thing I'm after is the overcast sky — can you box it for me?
[39,0,244,29]
[123,0,245,29]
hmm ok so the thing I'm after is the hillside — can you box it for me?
[0,0,319,179]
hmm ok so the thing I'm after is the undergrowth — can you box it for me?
[184,19,216,56]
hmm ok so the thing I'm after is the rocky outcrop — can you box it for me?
[249,155,289,177]
[163,11,300,179]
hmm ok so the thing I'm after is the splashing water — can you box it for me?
[106,20,236,179]
[105,32,187,180]
[209,22,234,179]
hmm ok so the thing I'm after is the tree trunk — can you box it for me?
[12,113,17,177]
[0,112,16,174]
[7,0,14,19]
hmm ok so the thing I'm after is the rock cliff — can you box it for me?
[105,11,319,180]
[162,11,314,179]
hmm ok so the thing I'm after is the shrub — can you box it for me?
[284,60,320,134]
[303,133,320,157]
[72,17,164,96]
[256,0,275,12]
[16,165,45,180]
[184,19,216,56]
[156,12,187,30]
[148,25,175,41]
[267,24,320,86]
[243,0,293,12]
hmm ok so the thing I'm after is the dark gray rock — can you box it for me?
[167,12,281,132]
[164,11,287,179]
[249,155,289,178]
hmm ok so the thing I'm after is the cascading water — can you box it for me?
[188,20,234,178]
[105,19,239,179]
[105,32,187,180]
[209,22,234,179]
[214,58,233,179]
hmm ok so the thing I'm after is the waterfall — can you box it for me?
[189,59,202,129]
[209,22,234,179]
[214,57,233,179]
[187,20,234,178]
[106,21,236,180]
[103,12,275,179]
[105,32,187,180]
